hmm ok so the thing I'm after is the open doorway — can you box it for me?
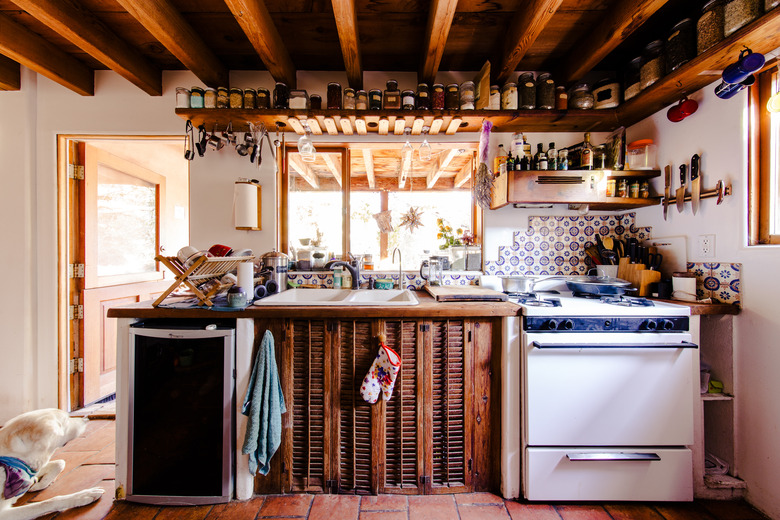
[57,136,190,412]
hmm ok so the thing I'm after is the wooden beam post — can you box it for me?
[113,0,229,88]
[453,156,472,188]
[495,0,563,85]
[362,149,376,189]
[10,0,161,95]
[331,0,363,89]
[556,0,670,85]
[322,153,343,187]
[419,0,459,85]
[288,154,320,189]
[426,148,459,189]
[0,12,93,95]
[0,54,20,90]
[224,0,297,88]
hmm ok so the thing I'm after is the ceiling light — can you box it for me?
[297,124,316,162]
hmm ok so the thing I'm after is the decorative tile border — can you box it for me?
[287,271,480,290]
[687,262,741,306]
[484,213,651,276]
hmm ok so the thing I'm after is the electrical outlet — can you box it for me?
[698,234,715,259]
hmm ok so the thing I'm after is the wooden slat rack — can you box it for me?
[152,254,255,307]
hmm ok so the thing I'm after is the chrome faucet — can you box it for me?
[326,255,361,290]
[392,247,403,290]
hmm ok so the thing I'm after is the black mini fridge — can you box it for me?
[127,321,235,505]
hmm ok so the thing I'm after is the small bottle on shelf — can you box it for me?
[535,143,548,170]
[494,144,508,176]
[546,142,557,171]
[557,148,569,170]
[507,151,515,172]
[581,132,594,170]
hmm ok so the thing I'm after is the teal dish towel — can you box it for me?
[241,329,287,475]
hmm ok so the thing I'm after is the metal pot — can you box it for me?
[500,275,561,293]
[259,250,289,292]
[564,275,632,296]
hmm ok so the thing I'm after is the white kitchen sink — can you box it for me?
[252,288,419,306]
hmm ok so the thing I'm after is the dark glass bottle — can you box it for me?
[369,89,382,110]
[535,143,548,170]
[432,83,445,109]
[581,132,594,170]
[415,83,431,110]
[445,84,459,110]
[383,80,401,109]
[402,90,415,110]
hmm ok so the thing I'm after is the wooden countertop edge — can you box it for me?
[649,298,741,315]
[107,292,521,319]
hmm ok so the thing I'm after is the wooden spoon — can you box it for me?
[603,236,614,251]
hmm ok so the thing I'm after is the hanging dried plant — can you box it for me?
[399,206,424,231]
[475,120,494,209]
[373,210,394,233]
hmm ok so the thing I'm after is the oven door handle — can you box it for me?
[566,452,661,462]
[531,341,698,349]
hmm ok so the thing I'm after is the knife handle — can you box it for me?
[680,164,687,185]
[691,154,700,181]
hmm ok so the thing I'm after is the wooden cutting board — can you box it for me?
[425,285,508,301]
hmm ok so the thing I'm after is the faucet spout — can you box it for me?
[326,260,360,290]
[392,247,403,290]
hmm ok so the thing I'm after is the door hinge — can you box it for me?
[468,330,472,342]
[68,164,85,180]
[419,475,431,484]
[468,458,473,472]
[326,479,338,492]
[69,358,84,374]
[327,321,336,332]
[419,324,429,332]
[69,304,84,320]
[68,263,85,278]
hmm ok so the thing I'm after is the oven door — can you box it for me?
[523,332,697,447]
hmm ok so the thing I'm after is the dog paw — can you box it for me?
[72,487,105,506]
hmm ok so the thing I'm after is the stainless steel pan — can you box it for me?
[565,275,633,295]
[500,275,561,293]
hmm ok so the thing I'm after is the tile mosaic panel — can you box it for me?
[287,271,479,290]
[687,262,741,306]
[484,213,652,276]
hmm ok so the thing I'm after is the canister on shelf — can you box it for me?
[243,88,256,109]
[176,87,190,108]
[356,90,368,110]
[189,87,204,108]
[488,85,500,110]
[623,56,642,101]
[432,83,445,110]
[640,40,665,90]
[555,86,568,110]
[343,88,356,109]
[618,178,629,197]
[592,77,620,109]
[327,82,342,109]
[445,84,460,110]
[767,0,780,10]
[640,180,650,198]
[289,90,309,109]
[569,83,595,109]
[460,81,475,110]
[415,83,431,110]
[697,0,725,54]
[273,83,289,109]
[536,72,555,109]
[606,178,616,197]
[369,89,383,110]
[501,82,518,110]
[666,18,695,73]
[203,88,217,108]
[217,87,229,108]
[558,149,569,170]
[310,94,322,110]
[256,88,270,109]
[724,0,760,36]
[229,87,243,109]
[519,72,536,109]
[402,90,415,110]
[629,179,640,198]
[384,80,402,109]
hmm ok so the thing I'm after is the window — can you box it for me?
[749,64,780,245]
[282,143,479,270]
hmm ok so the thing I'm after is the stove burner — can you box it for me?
[599,295,655,307]
[571,291,603,299]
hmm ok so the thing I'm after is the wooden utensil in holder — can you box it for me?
[617,256,661,296]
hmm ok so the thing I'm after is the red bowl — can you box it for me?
[208,244,233,257]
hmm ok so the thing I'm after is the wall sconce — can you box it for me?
[298,123,316,162]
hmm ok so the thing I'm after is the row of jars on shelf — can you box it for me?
[176,76,620,112]
[623,0,777,101]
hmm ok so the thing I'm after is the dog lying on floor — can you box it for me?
[0,408,104,520]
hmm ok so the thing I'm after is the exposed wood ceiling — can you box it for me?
[0,0,703,97]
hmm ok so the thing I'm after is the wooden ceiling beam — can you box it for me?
[362,149,376,189]
[557,0,670,85]
[10,0,161,95]
[288,154,320,189]
[426,148,459,189]
[331,0,362,89]
[495,0,564,85]
[0,55,20,90]
[419,0,459,85]
[322,153,343,187]
[224,0,297,88]
[453,156,472,188]
[113,0,228,88]
[0,12,93,95]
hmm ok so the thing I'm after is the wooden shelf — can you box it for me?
[701,392,735,402]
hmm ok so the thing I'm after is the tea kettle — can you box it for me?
[259,249,289,292]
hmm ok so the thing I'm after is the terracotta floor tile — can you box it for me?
[360,494,409,511]
[408,494,458,520]
[83,443,115,465]
[258,494,313,517]
[605,503,665,520]
[654,502,722,520]
[699,499,769,520]
[54,480,116,520]
[556,504,613,520]
[204,497,266,519]
[62,422,115,452]
[505,501,561,520]
[102,499,160,520]
[30,464,114,502]
[309,494,360,520]
[458,504,511,520]
[359,512,408,520]
[154,504,213,520]
[456,492,505,505]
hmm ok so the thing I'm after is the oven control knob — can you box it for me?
[543,319,558,330]
[640,319,658,330]
[661,319,675,330]
[562,319,574,330]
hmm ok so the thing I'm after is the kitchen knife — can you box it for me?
[676,164,687,213]
[663,165,671,220]
[691,154,701,215]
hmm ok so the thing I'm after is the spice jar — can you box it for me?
[415,83,431,110]
[501,82,518,109]
[432,83,445,109]
[310,94,322,109]
[594,145,606,169]
[640,180,650,198]
[176,87,190,108]
[624,56,642,101]
[289,89,309,109]
[445,84,460,109]
[697,0,725,54]
[640,40,665,90]
[724,0,760,36]
[343,88,356,109]
[519,72,536,109]
[592,77,620,109]
[273,83,289,109]
[384,80,401,110]
[558,148,569,170]
[401,90,415,109]
[629,179,640,198]
[189,87,204,108]
[243,88,256,109]
[256,88,270,109]
[666,18,695,73]
[606,178,617,197]
[536,72,555,109]
[555,86,568,109]
[327,82,342,109]
[488,85,500,109]
[229,87,243,109]
[217,87,229,108]
[203,88,217,108]
[356,90,368,110]
[459,81,475,110]
[369,89,383,109]
[569,83,595,109]
[618,178,629,197]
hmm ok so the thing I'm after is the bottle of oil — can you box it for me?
[494,144,508,176]
[581,132,594,170]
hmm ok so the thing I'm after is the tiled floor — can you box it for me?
[9,419,771,520]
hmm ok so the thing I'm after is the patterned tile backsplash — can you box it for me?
[288,271,479,290]
[687,262,741,306]
[483,213,651,276]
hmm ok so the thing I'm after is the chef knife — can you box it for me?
[663,165,671,220]
[676,164,687,213]
[691,154,701,215]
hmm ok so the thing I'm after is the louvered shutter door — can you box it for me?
[381,319,423,493]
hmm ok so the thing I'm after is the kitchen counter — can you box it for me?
[649,299,740,315]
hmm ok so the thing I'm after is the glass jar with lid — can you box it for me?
[273,83,289,109]
[217,87,229,108]
[415,83,431,110]
[289,90,309,109]
[243,88,256,109]
[176,87,190,108]
[592,77,620,109]
[569,83,595,109]
[518,72,536,109]
[445,84,460,110]
[724,0,760,36]
[356,90,368,110]
[256,88,270,109]
[501,83,518,109]
[327,82,342,109]
[343,88,356,109]
[432,83,445,109]
[383,80,401,109]
[369,89,383,109]
[536,72,555,109]
[768,0,780,11]
[229,87,243,109]
[459,81,475,110]
[555,86,568,109]
[623,56,642,101]
[666,18,695,73]
[640,40,665,90]
[402,90,415,110]
[189,87,204,108]
[310,94,322,110]
[697,0,725,54]
[203,88,217,109]
[488,85,500,109]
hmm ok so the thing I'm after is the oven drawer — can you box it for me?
[524,447,693,501]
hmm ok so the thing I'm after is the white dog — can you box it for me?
[0,409,104,520]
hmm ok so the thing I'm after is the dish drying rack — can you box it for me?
[152,254,255,307]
